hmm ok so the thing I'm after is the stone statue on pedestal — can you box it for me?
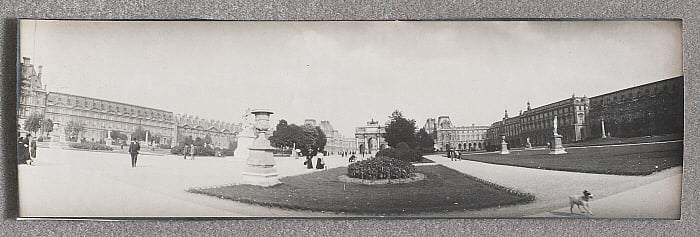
[525,137,532,149]
[234,108,257,159]
[553,116,559,136]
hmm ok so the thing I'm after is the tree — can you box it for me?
[65,119,86,141]
[24,113,43,136]
[416,128,435,151]
[383,110,417,148]
[203,134,213,145]
[183,136,194,146]
[314,126,327,152]
[43,118,54,137]
[131,126,146,141]
[269,120,325,156]
[194,137,204,147]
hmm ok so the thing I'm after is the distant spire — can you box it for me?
[504,109,509,119]
[527,101,531,111]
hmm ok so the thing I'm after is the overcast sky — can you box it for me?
[19,20,682,136]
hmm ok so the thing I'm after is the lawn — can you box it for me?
[566,133,682,148]
[461,141,682,175]
[190,165,534,215]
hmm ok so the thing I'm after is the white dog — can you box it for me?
[569,190,594,215]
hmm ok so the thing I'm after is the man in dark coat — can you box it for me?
[17,136,28,165]
[129,140,140,168]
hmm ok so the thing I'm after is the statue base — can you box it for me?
[499,142,510,155]
[549,134,567,155]
[241,171,281,187]
[241,131,281,186]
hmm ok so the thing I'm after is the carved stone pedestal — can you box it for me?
[549,134,567,155]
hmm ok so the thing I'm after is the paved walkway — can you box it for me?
[19,147,681,218]
[426,154,681,218]
[19,148,361,217]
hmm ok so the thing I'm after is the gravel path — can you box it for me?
[426,154,681,218]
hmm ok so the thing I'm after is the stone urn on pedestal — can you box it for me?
[499,135,510,155]
[241,109,280,187]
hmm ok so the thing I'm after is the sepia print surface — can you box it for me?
[16,20,683,218]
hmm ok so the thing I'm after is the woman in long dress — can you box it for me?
[316,152,325,169]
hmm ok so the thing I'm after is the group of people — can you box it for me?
[303,149,326,170]
[17,133,36,165]
[182,144,195,160]
[447,149,462,161]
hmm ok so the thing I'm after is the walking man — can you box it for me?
[129,140,140,168]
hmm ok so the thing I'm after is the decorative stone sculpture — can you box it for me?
[601,117,607,139]
[549,116,567,155]
[241,109,280,186]
[525,137,532,149]
[234,108,256,159]
[500,135,510,155]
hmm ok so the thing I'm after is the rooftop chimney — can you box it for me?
[22,57,31,65]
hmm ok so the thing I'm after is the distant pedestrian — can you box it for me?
[348,154,357,163]
[17,136,30,165]
[30,137,37,159]
[189,144,195,160]
[304,148,314,169]
[455,150,461,161]
[183,144,189,160]
[129,140,140,168]
[316,152,325,169]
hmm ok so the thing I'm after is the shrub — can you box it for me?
[395,142,410,149]
[375,147,423,162]
[170,144,216,156]
[170,145,184,155]
[347,156,416,180]
[158,144,171,149]
[70,142,113,151]
[37,137,44,142]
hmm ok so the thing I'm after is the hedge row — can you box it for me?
[69,142,114,151]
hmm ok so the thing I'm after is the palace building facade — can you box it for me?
[18,57,240,148]
[587,76,683,138]
[424,116,489,151]
[174,114,240,149]
[318,120,356,154]
[485,76,683,150]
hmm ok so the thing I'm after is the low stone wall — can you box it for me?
[337,173,426,185]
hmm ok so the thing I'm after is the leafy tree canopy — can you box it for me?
[383,110,417,148]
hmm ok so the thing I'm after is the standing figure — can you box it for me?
[17,136,29,165]
[189,144,195,160]
[30,137,37,159]
[23,134,33,165]
[129,140,140,168]
[305,148,314,169]
[316,152,325,169]
[455,150,461,161]
[183,144,189,160]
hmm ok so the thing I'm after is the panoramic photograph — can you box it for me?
[16,20,683,218]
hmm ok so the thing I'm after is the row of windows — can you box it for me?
[47,114,172,136]
[46,107,173,127]
[590,82,680,106]
[50,95,172,121]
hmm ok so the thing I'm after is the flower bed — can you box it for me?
[347,156,416,180]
